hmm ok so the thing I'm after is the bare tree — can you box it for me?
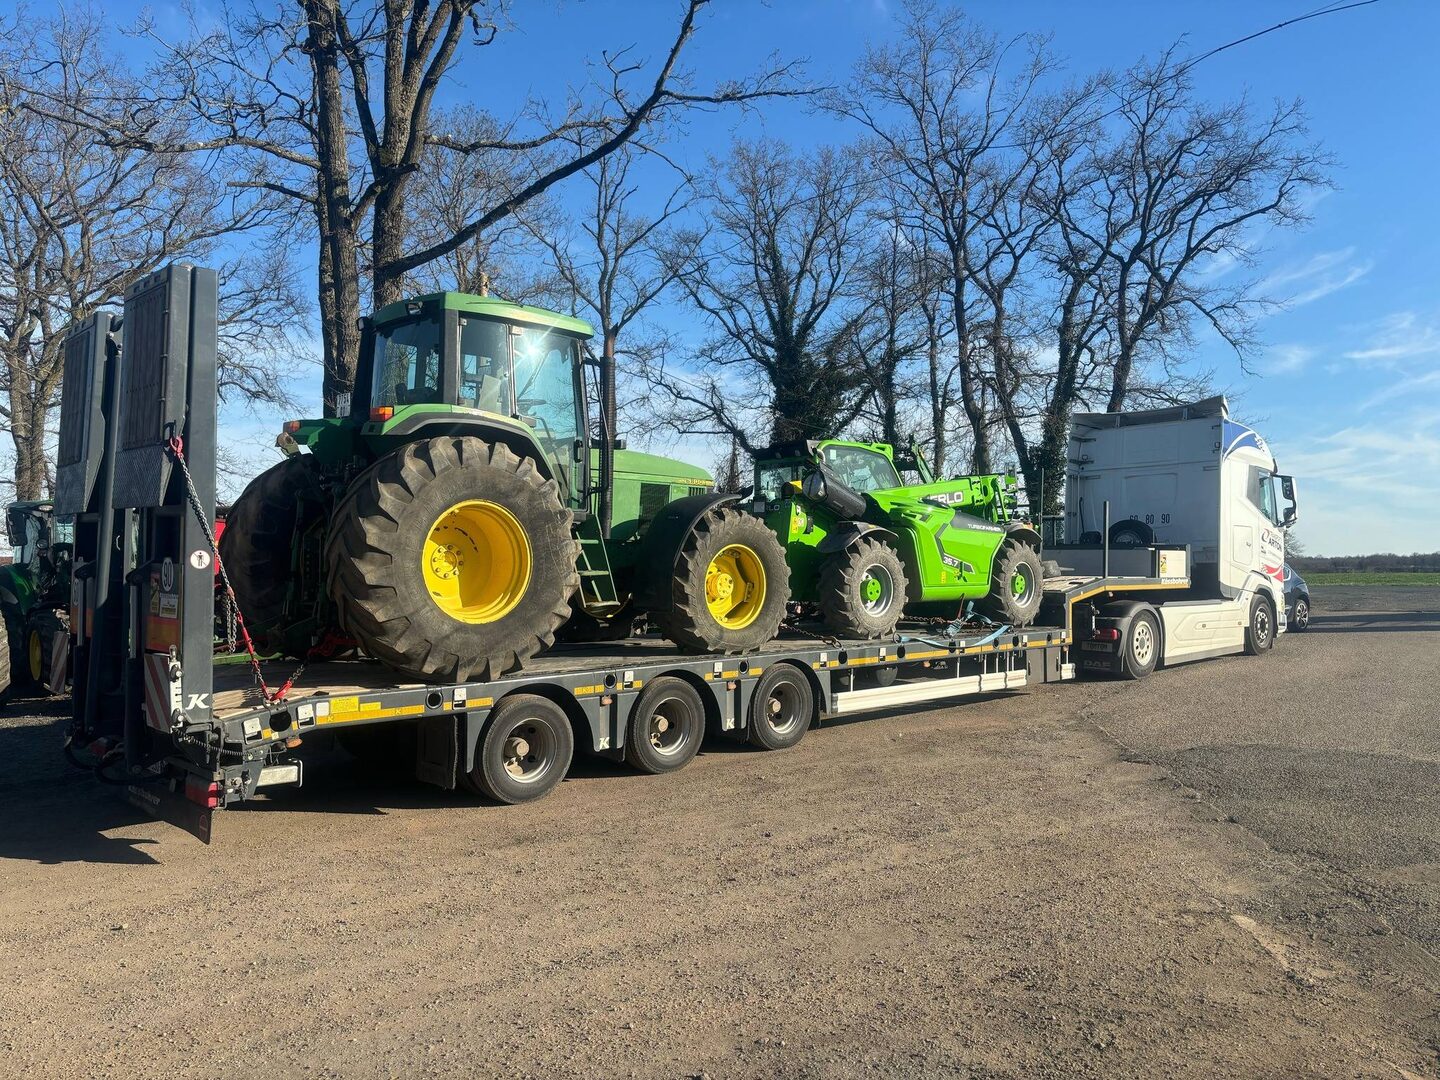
[1078,53,1331,410]
[96,0,805,414]
[838,2,1054,473]
[656,141,874,453]
[0,12,299,500]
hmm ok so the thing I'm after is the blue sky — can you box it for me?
[124,0,1438,556]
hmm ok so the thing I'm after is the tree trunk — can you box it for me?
[9,386,50,500]
[306,0,362,416]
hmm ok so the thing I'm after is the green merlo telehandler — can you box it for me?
[220,293,790,683]
[751,439,1045,639]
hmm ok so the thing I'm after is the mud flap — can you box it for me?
[125,781,213,844]
[415,714,460,790]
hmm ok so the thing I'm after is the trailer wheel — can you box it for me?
[625,676,706,775]
[747,665,813,751]
[464,694,574,804]
[1119,610,1160,680]
[1244,595,1276,656]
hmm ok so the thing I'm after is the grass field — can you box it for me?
[1305,571,1440,585]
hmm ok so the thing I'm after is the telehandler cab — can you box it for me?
[752,439,1044,639]
[221,293,789,683]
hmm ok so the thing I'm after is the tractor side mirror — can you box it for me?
[801,471,827,501]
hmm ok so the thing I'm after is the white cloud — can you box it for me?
[1261,246,1373,308]
[1343,311,1440,364]
[1261,343,1314,375]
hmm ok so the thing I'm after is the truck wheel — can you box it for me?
[625,676,706,775]
[1244,595,1275,655]
[463,694,574,804]
[1120,610,1160,680]
[326,437,580,683]
[747,665,813,751]
[817,538,908,639]
[220,454,330,657]
[1290,596,1310,631]
[652,507,789,654]
[978,541,1044,627]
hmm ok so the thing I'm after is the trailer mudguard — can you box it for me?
[815,521,898,555]
[630,492,742,612]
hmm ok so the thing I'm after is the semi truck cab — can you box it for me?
[1065,396,1298,660]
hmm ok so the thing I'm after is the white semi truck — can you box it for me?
[1063,396,1298,668]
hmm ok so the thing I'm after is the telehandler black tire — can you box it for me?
[220,454,330,657]
[326,436,580,683]
[651,506,789,654]
[978,539,1044,628]
[816,537,908,639]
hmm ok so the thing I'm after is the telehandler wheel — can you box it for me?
[624,676,706,775]
[325,436,580,683]
[220,454,331,657]
[461,693,574,804]
[816,537,908,639]
[652,507,789,654]
[978,540,1044,627]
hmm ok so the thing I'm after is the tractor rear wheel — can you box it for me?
[325,436,580,683]
[978,539,1044,627]
[219,454,330,657]
[651,506,789,654]
[816,537,908,639]
[0,612,18,704]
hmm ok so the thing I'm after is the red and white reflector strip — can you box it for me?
[143,651,181,732]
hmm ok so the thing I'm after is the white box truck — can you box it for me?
[1063,395,1298,664]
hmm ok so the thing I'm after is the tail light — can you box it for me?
[1091,627,1120,642]
[370,406,394,422]
[185,776,221,809]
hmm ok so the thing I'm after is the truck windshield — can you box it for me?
[821,445,901,493]
[371,317,443,410]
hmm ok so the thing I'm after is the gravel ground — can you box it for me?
[0,585,1436,1079]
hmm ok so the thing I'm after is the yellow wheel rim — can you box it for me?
[28,629,43,682]
[704,543,767,630]
[422,500,532,624]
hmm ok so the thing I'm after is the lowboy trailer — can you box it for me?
[55,265,1296,841]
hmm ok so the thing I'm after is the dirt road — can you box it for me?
[1,587,1436,1079]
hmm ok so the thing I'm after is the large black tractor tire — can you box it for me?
[325,436,580,683]
[651,507,790,654]
[219,454,330,657]
[0,612,18,706]
[816,537,908,639]
[977,540,1044,627]
[26,611,67,693]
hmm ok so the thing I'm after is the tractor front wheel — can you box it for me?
[816,537,908,639]
[978,540,1044,627]
[652,507,789,654]
[326,436,580,683]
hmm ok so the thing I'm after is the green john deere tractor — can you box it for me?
[752,439,1045,639]
[0,500,72,702]
[220,292,789,683]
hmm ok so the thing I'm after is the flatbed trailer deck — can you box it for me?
[54,263,1287,843]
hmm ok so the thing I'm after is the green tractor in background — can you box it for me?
[752,439,1045,639]
[220,292,790,683]
[0,501,72,702]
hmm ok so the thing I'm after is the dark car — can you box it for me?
[1283,563,1311,631]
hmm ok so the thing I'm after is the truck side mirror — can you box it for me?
[1280,475,1295,500]
[1283,506,1297,527]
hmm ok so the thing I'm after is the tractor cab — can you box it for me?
[349,293,593,504]
[5,501,72,607]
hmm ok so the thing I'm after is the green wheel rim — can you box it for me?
[1010,565,1032,600]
